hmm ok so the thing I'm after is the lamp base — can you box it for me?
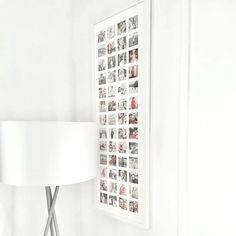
[44,186,60,236]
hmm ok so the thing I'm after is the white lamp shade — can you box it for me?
[0,121,98,186]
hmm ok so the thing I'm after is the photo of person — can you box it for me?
[99,101,106,112]
[118,113,127,125]
[129,112,138,124]
[118,52,127,66]
[129,32,138,47]
[119,184,127,196]
[118,128,127,139]
[117,36,126,50]
[100,154,107,165]
[99,128,107,139]
[118,156,127,168]
[117,20,126,35]
[100,180,107,191]
[129,186,138,199]
[109,155,117,166]
[129,80,138,94]
[109,195,117,207]
[129,97,138,110]
[129,142,138,155]
[98,73,106,85]
[98,59,106,71]
[109,141,116,153]
[109,182,117,194]
[108,100,116,111]
[100,141,107,152]
[99,114,107,125]
[108,85,116,97]
[99,87,106,98]
[98,30,105,43]
[118,98,127,110]
[109,169,117,180]
[119,170,127,182]
[129,127,138,139]
[108,128,116,139]
[129,172,138,184]
[128,15,138,31]
[100,166,107,178]
[129,157,138,169]
[100,192,107,204]
[98,44,106,57]
[108,55,116,69]
[117,83,127,96]
[108,70,116,83]
[119,197,127,210]
[107,25,115,39]
[108,114,116,125]
[129,48,138,63]
[118,142,127,153]
[129,201,138,213]
[118,68,127,81]
[129,65,138,78]
[107,41,116,54]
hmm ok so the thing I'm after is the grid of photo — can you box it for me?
[97,15,139,214]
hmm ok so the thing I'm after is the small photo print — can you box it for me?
[98,59,106,71]
[100,154,107,165]
[129,32,138,47]
[108,55,116,69]
[109,195,117,207]
[129,127,138,139]
[108,128,116,139]
[108,85,116,97]
[118,128,127,139]
[129,142,138,155]
[117,36,126,51]
[118,52,127,66]
[118,142,127,153]
[117,83,127,96]
[109,141,116,153]
[129,65,138,79]
[119,197,127,210]
[108,70,116,83]
[117,20,126,35]
[129,171,138,184]
[108,114,116,125]
[129,200,138,213]
[99,114,107,125]
[129,48,138,63]
[98,30,106,43]
[100,180,107,191]
[107,41,116,54]
[119,183,127,196]
[98,44,106,57]
[118,113,127,125]
[129,156,138,169]
[118,98,127,111]
[129,112,138,124]
[118,156,127,168]
[100,166,107,178]
[100,141,107,152]
[109,182,117,193]
[107,25,115,39]
[99,101,106,112]
[109,168,117,180]
[108,100,116,112]
[129,80,138,94]
[99,87,106,98]
[100,192,107,204]
[98,73,106,85]
[118,68,127,81]
[129,97,138,110]
[109,155,117,166]
[99,128,107,139]
[119,170,127,182]
[129,186,138,199]
[128,15,138,31]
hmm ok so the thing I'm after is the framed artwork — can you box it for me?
[94,1,150,228]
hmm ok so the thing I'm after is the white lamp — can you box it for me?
[0,121,97,236]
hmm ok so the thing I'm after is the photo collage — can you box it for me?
[97,14,139,214]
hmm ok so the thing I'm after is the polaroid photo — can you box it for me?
[129,65,138,79]
[129,157,138,169]
[107,41,116,54]
[119,183,127,196]
[107,25,115,39]
[118,52,127,66]
[129,186,138,199]
[100,180,108,191]
[99,101,106,112]
[118,113,127,125]
[118,156,127,168]
[129,80,138,94]
[129,97,138,110]
[108,85,116,97]
[99,114,107,125]
[98,30,106,43]
[108,128,116,139]
[99,141,107,152]
[99,128,107,139]
[108,70,116,83]
[129,112,138,124]
[129,200,138,213]
[98,59,106,71]
[109,155,117,166]
[117,83,127,96]
[117,20,126,35]
[100,192,107,204]
[108,114,116,125]
[118,170,127,182]
[108,100,116,112]
[129,48,138,63]
[118,98,127,111]
[129,32,138,47]
[100,166,107,178]
[109,141,116,153]
[109,182,117,194]
[128,15,138,31]
[119,197,127,210]
[109,195,117,207]
[99,87,106,98]
[118,128,127,139]
[108,55,116,69]
[109,168,117,180]
[118,142,127,153]
[98,44,106,57]
[129,171,138,184]
[117,36,126,51]
[98,73,106,85]
[129,142,138,155]
[118,68,127,81]
[100,154,107,165]
[129,127,138,140]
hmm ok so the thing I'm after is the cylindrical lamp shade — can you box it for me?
[0,121,98,186]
